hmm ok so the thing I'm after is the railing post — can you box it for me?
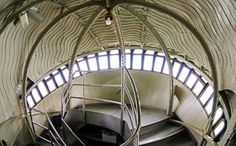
[82,73,86,124]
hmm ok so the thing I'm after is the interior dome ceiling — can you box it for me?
[0,0,236,91]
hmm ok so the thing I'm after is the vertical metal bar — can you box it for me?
[82,73,86,124]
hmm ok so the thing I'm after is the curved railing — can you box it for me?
[61,67,141,146]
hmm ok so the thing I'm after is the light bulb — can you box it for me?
[105,16,112,26]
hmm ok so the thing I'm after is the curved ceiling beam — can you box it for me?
[63,7,105,117]
[21,0,104,137]
[121,5,174,116]
[115,0,218,144]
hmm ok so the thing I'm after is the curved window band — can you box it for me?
[26,48,226,139]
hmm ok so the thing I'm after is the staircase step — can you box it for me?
[139,123,185,146]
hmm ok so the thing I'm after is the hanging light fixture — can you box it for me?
[105,11,113,26]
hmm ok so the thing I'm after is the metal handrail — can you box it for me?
[30,107,67,146]
[61,67,141,146]
[61,118,86,146]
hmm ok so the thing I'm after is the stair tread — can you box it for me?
[77,103,171,127]
[139,124,184,145]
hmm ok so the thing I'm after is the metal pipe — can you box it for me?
[61,118,86,146]
[32,121,49,130]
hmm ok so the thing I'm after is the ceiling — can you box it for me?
[0,0,235,123]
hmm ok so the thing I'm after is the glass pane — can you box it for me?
[110,50,119,55]
[46,79,56,92]
[125,49,131,53]
[214,121,225,137]
[54,74,64,86]
[213,108,223,125]
[178,66,190,82]
[88,58,98,71]
[153,56,164,72]
[158,52,165,56]
[200,86,213,105]
[125,54,131,69]
[133,55,142,70]
[134,49,143,54]
[99,56,108,70]
[98,52,107,56]
[31,88,41,102]
[186,73,198,89]
[52,70,58,75]
[88,54,95,58]
[205,97,213,115]
[143,55,153,71]
[37,81,48,97]
[78,60,88,71]
[110,55,119,68]
[162,61,169,74]
[145,50,154,55]
[73,64,79,73]
[192,81,204,96]
[27,95,35,107]
[173,62,181,77]
[62,68,69,82]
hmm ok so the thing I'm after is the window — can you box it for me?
[110,54,119,68]
[213,107,223,125]
[88,58,98,71]
[153,56,164,72]
[78,59,88,71]
[133,54,142,70]
[27,95,35,107]
[46,79,56,92]
[54,73,64,86]
[143,55,153,71]
[192,81,204,96]
[178,66,190,82]
[98,56,108,70]
[205,97,213,115]
[213,120,226,137]
[125,54,131,69]
[186,73,198,89]
[172,61,181,77]
[62,68,69,82]
[31,88,41,102]
[199,86,213,105]
[37,81,48,97]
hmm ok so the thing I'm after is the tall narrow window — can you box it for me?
[37,81,48,97]
[133,54,142,70]
[205,97,213,115]
[172,61,181,77]
[213,120,225,137]
[178,66,190,82]
[88,58,98,71]
[27,95,35,107]
[46,79,56,92]
[78,60,88,71]
[143,55,153,71]
[31,88,41,102]
[199,86,213,105]
[99,56,108,70]
[192,81,204,96]
[153,56,164,72]
[186,73,198,89]
[110,54,119,68]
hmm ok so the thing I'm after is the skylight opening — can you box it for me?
[88,58,98,71]
[143,55,153,71]
[98,52,107,56]
[37,81,48,97]
[110,55,119,68]
[178,66,190,82]
[192,81,204,96]
[153,56,164,72]
[199,86,213,105]
[31,88,41,102]
[133,54,142,70]
[145,50,154,55]
[98,56,108,70]
[186,73,198,89]
[27,95,35,107]
[162,60,173,74]
[214,120,225,137]
[46,79,56,92]
[125,49,131,53]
